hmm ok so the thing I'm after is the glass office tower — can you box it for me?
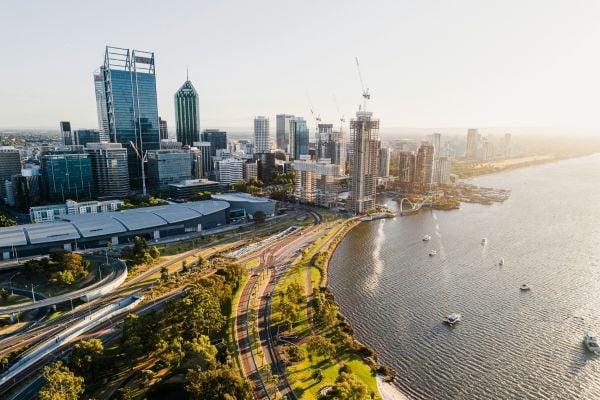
[95,46,160,191]
[290,117,309,160]
[201,129,227,156]
[40,146,93,202]
[174,79,200,146]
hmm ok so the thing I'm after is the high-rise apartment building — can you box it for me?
[174,79,200,146]
[253,116,271,154]
[466,128,480,160]
[159,117,169,140]
[289,117,309,160]
[434,157,451,185]
[415,142,435,189]
[293,156,345,208]
[397,151,416,186]
[217,158,244,186]
[201,129,227,156]
[0,146,21,200]
[85,142,130,198]
[317,124,346,173]
[276,114,294,152]
[60,121,73,145]
[348,111,380,214]
[95,46,160,190]
[378,147,391,178]
[74,130,101,147]
[146,150,192,192]
[40,145,93,202]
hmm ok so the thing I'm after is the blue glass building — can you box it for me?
[40,146,93,202]
[290,117,309,160]
[95,46,160,191]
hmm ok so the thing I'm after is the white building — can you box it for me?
[253,116,271,153]
[30,199,124,223]
[217,158,245,186]
[293,156,345,208]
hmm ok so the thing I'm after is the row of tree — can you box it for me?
[23,250,90,286]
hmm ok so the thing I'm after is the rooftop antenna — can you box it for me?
[186,65,189,81]
[355,56,371,112]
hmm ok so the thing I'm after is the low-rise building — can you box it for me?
[168,179,221,200]
[30,199,124,223]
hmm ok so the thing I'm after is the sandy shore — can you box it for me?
[377,375,409,400]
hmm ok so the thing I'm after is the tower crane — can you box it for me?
[306,93,322,144]
[355,56,371,112]
[333,95,345,132]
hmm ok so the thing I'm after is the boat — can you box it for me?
[584,334,600,354]
[422,235,431,241]
[520,284,531,291]
[481,238,487,246]
[429,250,437,256]
[499,258,504,266]
[444,313,462,325]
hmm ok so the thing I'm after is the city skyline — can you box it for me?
[2,1,600,133]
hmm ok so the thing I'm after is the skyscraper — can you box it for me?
[159,117,169,140]
[254,116,271,154]
[0,146,21,200]
[85,143,130,198]
[201,129,227,156]
[397,151,416,187]
[432,132,441,156]
[174,79,200,146]
[415,142,435,189]
[94,70,110,142]
[348,111,380,214]
[289,117,309,160]
[74,130,101,147]
[60,121,73,145]
[95,46,160,190]
[317,124,346,173]
[276,114,294,152]
[466,128,480,160]
[378,147,391,178]
[40,146,93,202]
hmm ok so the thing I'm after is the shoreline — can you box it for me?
[320,218,410,400]
[453,151,598,180]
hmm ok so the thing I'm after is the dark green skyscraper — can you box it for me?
[174,78,200,146]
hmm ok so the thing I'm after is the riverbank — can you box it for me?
[451,151,598,179]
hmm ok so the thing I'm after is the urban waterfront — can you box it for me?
[329,154,600,399]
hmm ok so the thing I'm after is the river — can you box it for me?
[329,154,600,399]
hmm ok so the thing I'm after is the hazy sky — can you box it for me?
[2,0,600,133]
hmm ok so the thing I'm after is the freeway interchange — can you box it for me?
[0,209,329,399]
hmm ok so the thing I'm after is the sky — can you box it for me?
[1,0,600,134]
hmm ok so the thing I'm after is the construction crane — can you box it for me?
[129,141,148,196]
[355,56,371,111]
[306,93,322,144]
[333,94,345,132]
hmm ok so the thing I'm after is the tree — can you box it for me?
[38,361,84,400]
[189,191,213,201]
[69,339,104,376]
[306,335,336,359]
[311,369,324,383]
[160,266,170,283]
[184,335,218,370]
[325,372,369,400]
[0,288,9,302]
[0,213,16,227]
[253,211,266,222]
[185,366,252,400]
[149,246,160,259]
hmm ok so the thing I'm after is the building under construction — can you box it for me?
[348,110,380,214]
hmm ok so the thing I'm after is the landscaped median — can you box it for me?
[270,218,394,399]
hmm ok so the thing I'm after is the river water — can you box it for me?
[329,154,600,399]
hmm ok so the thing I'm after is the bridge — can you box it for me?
[399,196,434,215]
[0,255,127,318]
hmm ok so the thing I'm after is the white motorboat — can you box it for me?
[429,250,437,256]
[444,313,462,325]
[422,235,432,241]
[481,238,487,246]
[499,258,504,266]
[520,284,531,291]
[584,334,600,354]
